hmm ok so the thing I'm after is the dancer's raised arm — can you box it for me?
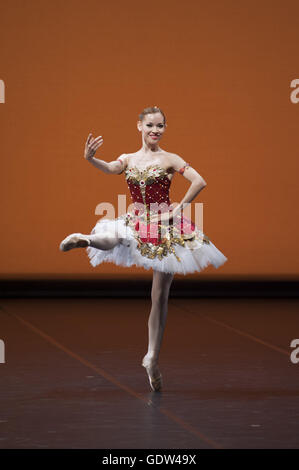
[84,133,126,174]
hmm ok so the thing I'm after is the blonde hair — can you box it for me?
[138,106,166,125]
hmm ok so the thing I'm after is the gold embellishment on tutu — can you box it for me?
[182,233,195,240]
[136,237,182,262]
[124,212,210,262]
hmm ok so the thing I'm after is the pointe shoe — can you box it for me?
[142,355,163,392]
[59,233,90,251]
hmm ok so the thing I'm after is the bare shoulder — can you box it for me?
[123,152,136,166]
[166,152,207,185]
[120,152,142,168]
[165,152,189,172]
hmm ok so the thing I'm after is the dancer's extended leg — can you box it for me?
[59,230,122,252]
[142,269,174,391]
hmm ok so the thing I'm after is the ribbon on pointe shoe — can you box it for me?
[142,356,163,392]
[149,373,163,392]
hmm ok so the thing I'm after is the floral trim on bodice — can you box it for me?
[123,164,210,263]
[125,164,169,184]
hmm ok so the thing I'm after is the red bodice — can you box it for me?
[124,165,196,246]
[126,167,171,209]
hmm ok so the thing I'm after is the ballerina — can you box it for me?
[59,106,228,392]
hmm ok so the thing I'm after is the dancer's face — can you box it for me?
[137,113,166,146]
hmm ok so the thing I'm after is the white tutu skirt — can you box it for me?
[86,214,228,275]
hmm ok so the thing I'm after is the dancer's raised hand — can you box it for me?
[84,133,103,160]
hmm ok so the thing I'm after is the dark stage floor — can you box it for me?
[0,297,299,449]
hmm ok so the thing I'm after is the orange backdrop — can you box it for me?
[0,0,298,279]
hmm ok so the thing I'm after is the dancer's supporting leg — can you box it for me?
[142,269,174,390]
